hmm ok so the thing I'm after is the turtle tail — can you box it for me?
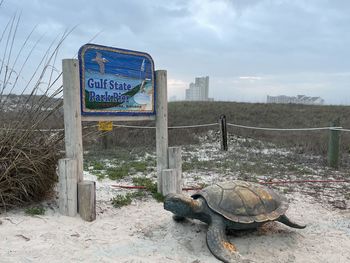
[278,214,306,229]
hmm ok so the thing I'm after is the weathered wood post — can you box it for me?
[78,181,96,222]
[101,133,108,149]
[219,114,228,151]
[161,169,178,196]
[98,121,113,149]
[168,147,182,193]
[328,118,341,168]
[59,59,84,217]
[62,59,83,182]
[58,158,77,216]
[156,70,168,193]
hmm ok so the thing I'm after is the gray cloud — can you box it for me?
[1,0,349,104]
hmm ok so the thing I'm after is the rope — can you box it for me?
[0,125,96,132]
[0,128,64,132]
[111,179,350,191]
[2,122,349,132]
[37,128,63,132]
[227,123,343,131]
[259,179,350,185]
[169,123,218,129]
[332,128,350,132]
[112,123,218,129]
[113,124,155,129]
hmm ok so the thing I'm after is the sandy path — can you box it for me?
[0,193,349,263]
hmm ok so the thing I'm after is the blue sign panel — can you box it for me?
[78,44,155,116]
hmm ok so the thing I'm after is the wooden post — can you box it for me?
[155,70,168,193]
[168,147,182,193]
[58,158,78,217]
[101,133,108,149]
[161,169,178,196]
[62,59,83,182]
[328,118,341,168]
[219,115,228,151]
[78,181,96,222]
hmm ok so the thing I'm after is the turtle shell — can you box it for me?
[192,181,289,224]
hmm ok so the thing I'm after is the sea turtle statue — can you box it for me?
[164,180,305,263]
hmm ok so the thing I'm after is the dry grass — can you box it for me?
[94,101,350,158]
[0,127,63,210]
[0,10,69,211]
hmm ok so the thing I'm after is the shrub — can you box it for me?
[0,10,70,211]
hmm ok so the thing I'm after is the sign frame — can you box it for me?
[78,43,156,121]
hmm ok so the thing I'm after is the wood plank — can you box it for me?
[155,70,168,193]
[168,147,182,193]
[62,59,84,182]
[58,158,77,217]
[78,181,96,222]
[161,169,178,196]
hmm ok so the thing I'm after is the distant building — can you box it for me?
[185,76,209,101]
[267,95,324,105]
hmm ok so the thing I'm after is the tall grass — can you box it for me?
[0,11,70,211]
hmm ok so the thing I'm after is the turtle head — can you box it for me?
[164,193,202,218]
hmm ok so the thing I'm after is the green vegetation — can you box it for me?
[106,166,130,180]
[92,161,105,170]
[111,187,150,208]
[93,171,105,181]
[133,177,157,192]
[237,161,274,175]
[111,194,133,208]
[111,177,164,208]
[129,161,148,173]
[133,177,164,202]
[105,161,151,180]
[183,158,220,172]
[25,206,45,216]
[84,156,154,181]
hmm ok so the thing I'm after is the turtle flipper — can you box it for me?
[206,216,253,263]
[278,214,306,229]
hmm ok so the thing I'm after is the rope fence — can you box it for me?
[110,123,218,129]
[1,122,349,132]
[111,179,350,192]
[106,122,350,132]
[226,123,344,132]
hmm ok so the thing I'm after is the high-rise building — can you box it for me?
[185,76,209,101]
[267,95,324,105]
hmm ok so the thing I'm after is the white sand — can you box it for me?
[1,134,350,262]
[1,192,349,263]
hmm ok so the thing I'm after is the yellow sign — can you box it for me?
[98,121,113,131]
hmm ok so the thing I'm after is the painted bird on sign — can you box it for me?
[92,52,109,74]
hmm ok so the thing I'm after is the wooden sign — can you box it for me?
[78,44,155,119]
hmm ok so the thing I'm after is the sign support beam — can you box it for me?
[155,70,168,193]
[62,59,83,183]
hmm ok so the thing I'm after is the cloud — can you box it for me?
[1,0,349,104]
[239,76,262,81]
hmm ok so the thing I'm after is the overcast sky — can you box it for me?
[1,0,350,104]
